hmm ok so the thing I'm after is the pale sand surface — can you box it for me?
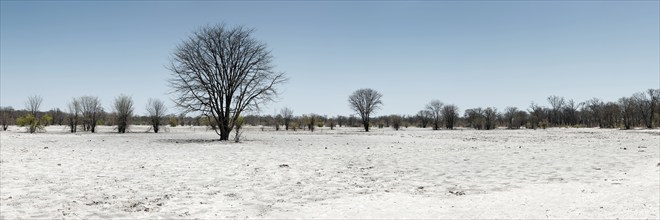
[1,125,658,219]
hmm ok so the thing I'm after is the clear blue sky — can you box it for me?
[1,1,658,117]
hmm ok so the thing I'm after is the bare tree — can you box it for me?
[25,95,43,117]
[464,108,484,129]
[48,108,65,126]
[632,92,650,128]
[304,114,317,132]
[146,98,167,133]
[602,102,620,128]
[416,110,432,128]
[280,107,293,130]
[348,88,383,132]
[649,89,660,128]
[113,95,134,133]
[178,113,187,126]
[326,117,336,130]
[482,107,498,130]
[619,97,635,129]
[441,104,459,129]
[584,98,603,128]
[390,114,402,131]
[504,107,518,129]
[527,102,546,129]
[336,115,346,127]
[66,98,81,133]
[547,95,565,126]
[1,106,14,131]
[274,114,282,131]
[426,100,443,130]
[514,110,528,128]
[632,89,659,129]
[80,96,103,133]
[168,24,287,141]
[348,115,357,127]
[562,99,581,126]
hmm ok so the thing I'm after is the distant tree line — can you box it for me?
[1,89,657,134]
[183,88,660,131]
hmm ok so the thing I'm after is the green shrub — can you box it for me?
[41,114,53,126]
[17,113,44,133]
[169,117,178,127]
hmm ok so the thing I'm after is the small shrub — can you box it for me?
[41,114,53,126]
[390,115,402,131]
[540,119,549,129]
[17,114,44,133]
[290,122,298,131]
[169,117,178,127]
[16,116,26,127]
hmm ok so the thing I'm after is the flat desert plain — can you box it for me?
[1,125,658,219]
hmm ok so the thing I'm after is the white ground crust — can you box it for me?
[1,126,658,219]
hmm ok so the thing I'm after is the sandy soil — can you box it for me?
[1,125,658,219]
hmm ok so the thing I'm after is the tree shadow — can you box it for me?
[158,139,223,144]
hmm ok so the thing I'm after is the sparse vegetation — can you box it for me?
[2,89,658,134]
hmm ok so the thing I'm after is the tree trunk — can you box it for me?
[363,119,369,132]
[219,123,231,141]
[648,107,654,128]
[220,130,230,141]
